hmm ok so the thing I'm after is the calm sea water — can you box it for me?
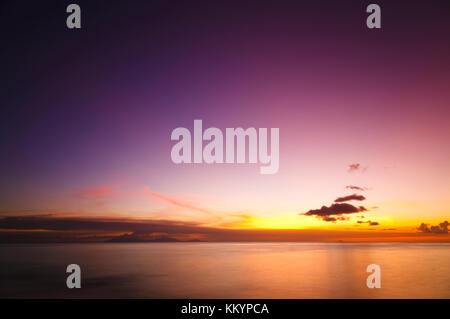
[0,242,449,298]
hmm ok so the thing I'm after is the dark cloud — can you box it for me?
[417,221,449,234]
[346,185,368,191]
[0,215,231,243]
[302,203,367,221]
[417,223,428,232]
[0,215,203,234]
[334,194,366,203]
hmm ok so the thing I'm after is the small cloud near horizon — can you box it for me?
[417,221,449,234]
[357,220,379,226]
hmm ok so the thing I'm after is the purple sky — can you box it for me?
[1,1,450,240]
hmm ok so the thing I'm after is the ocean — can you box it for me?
[1,242,449,298]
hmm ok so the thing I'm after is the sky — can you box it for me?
[1,0,450,242]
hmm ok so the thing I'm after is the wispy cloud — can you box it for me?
[219,214,258,228]
[74,185,121,200]
[143,186,215,216]
[347,163,367,173]
[345,185,368,191]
